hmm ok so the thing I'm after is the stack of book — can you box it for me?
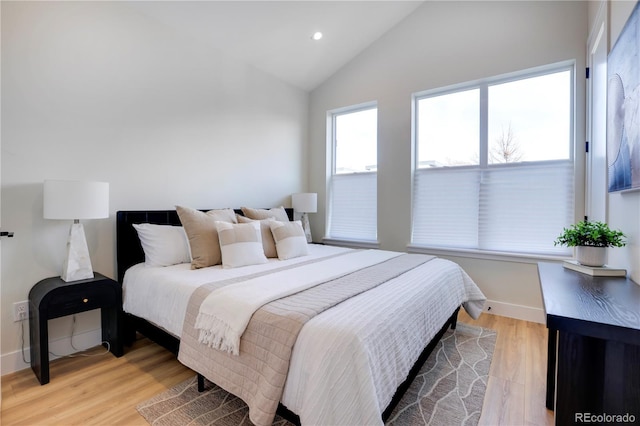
[562,260,627,277]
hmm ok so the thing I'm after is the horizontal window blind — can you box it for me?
[327,172,377,241]
[478,162,574,255]
[412,168,480,249]
[412,161,573,256]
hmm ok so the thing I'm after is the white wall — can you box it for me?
[1,1,308,374]
[605,0,640,282]
[309,1,588,322]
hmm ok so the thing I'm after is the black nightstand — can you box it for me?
[28,273,123,385]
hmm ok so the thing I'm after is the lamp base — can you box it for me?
[61,222,95,282]
[301,212,312,243]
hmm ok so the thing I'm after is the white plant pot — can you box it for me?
[575,246,607,267]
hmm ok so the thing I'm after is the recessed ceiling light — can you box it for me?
[312,32,323,41]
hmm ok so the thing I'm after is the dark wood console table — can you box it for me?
[538,262,640,425]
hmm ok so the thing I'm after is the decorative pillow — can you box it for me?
[269,220,309,260]
[176,206,237,269]
[132,223,191,267]
[236,215,278,258]
[216,221,268,268]
[241,206,290,222]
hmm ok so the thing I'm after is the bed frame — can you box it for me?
[116,208,460,424]
[116,208,296,350]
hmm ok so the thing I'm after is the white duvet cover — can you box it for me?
[123,245,486,425]
[123,245,349,337]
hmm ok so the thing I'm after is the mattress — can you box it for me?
[122,244,486,425]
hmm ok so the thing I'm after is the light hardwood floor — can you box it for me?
[1,312,554,425]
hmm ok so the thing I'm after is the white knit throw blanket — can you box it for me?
[195,249,400,355]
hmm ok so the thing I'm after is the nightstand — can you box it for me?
[28,273,123,385]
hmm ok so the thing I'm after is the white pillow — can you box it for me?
[215,221,268,268]
[132,223,191,267]
[269,220,309,260]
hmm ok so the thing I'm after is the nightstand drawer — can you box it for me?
[48,286,117,318]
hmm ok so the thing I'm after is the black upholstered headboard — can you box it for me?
[116,208,294,283]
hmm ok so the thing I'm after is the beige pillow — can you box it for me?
[269,220,309,260]
[241,206,289,222]
[176,206,237,269]
[216,221,268,268]
[236,215,278,258]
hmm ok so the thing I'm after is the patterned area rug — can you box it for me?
[137,323,496,426]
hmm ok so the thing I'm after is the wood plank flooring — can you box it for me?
[468,312,554,426]
[1,312,554,425]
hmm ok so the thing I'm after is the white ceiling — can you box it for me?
[127,1,424,91]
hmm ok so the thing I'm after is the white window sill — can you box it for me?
[406,244,571,264]
[323,238,380,250]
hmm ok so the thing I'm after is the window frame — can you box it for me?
[410,61,577,259]
[413,62,575,171]
[324,101,379,247]
[330,102,378,175]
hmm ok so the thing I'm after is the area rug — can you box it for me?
[137,323,496,426]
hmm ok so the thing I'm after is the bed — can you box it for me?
[116,208,486,426]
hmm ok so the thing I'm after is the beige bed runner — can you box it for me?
[178,253,434,426]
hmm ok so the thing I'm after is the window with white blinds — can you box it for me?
[412,64,575,256]
[326,105,377,242]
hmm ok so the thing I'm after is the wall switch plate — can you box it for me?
[13,301,29,322]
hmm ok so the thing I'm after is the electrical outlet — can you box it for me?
[13,301,29,322]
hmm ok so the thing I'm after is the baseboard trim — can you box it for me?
[482,300,546,324]
[1,327,102,376]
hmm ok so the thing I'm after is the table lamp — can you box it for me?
[44,180,109,282]
[292,192,317,243]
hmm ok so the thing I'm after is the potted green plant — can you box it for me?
[554,220,626,266]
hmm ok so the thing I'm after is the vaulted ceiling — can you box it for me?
[128,1,424,91]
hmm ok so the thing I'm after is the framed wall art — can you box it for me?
[607,1,640,192]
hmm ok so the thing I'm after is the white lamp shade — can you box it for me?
[292,193,317,213]
[44,180,109,220]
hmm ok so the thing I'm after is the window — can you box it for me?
[412,64,574,256]
[326,104,377,242]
